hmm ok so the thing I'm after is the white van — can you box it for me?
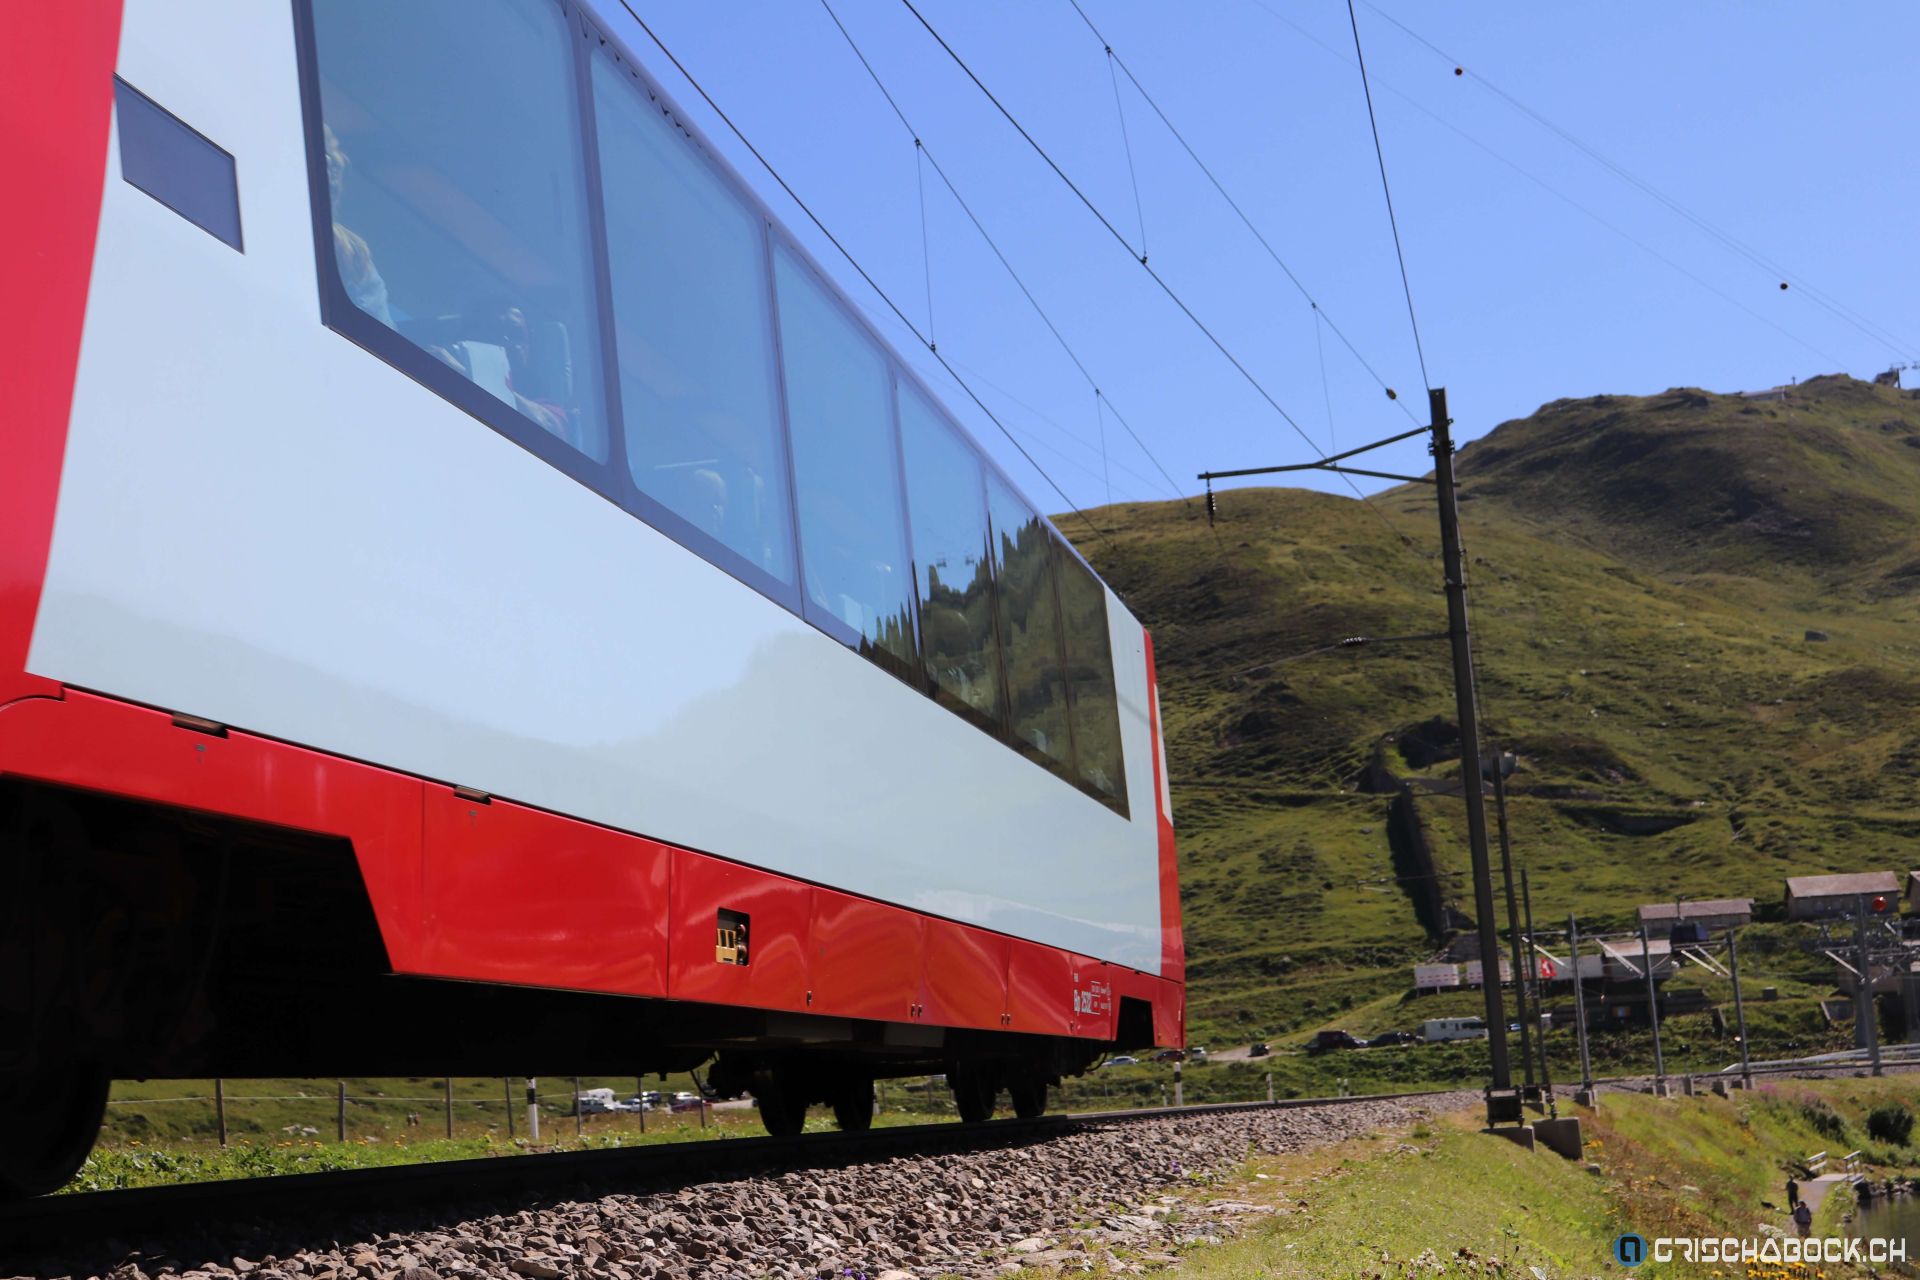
[1422,1017,1489,1043]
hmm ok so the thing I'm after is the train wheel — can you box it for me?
[830,1077,874,1132]
[1007,1073,1047,1120]
[0,1065,109,1198]
[754,1071,807,1137]
[949,1065,995,1123]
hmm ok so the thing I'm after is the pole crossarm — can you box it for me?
[1198,425,1433,482]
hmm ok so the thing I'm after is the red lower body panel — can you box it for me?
[0,688,1183,1043]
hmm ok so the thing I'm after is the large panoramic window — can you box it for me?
[900,383,1005,728]
[988,475,1075,775]
[1056,548,1128,809]
[591,53,795,589]
[772,245,916,671]
[298,1,1125,803]
[309,0,608,460]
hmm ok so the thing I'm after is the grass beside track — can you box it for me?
[1028,1077,1920,1280]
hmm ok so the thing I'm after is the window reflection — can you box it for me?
[312,0,607,459]
[1057,549,1127,806]
[592,54,795,586]
[987,475,1074,772]
[900,384,1005,726]
[772,246,917,669]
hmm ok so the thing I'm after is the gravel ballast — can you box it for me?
[21,1096,1474,1280]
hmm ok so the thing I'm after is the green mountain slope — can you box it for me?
[1067,374,1920,1044]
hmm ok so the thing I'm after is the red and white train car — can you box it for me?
[0,1,1184,1195]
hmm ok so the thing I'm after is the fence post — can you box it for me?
[1266,1072,1274,1103]
[505,1077,515,1139]
[574,1078,583,1138]
[527,1076,540,1142]
[699,1098,708,1129]
[1173,1061,1183,1107]
[445,1078,454,1139]
[215,1078,228,1147]
[336,1081,346,1143]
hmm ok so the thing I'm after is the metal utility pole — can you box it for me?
[1492,758,1534,1096]
[1568,914,1594,1098]
[1431,388,1513,1110]
[1640,925,1666,1089]
[215,1077,228,1147]
[526,1076,541,1141]
[1522,869,1555,1115]
[1194,387,1512,1124]
[1855,896,1884,1076]
[1727,928,1753,1090]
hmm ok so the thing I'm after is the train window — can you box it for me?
[590,54,795,589]
[1055,546,1128,810]
[986,475,1075,775]
[899,384,1005,729]
[771,245,916,672]
[308,0,609,461]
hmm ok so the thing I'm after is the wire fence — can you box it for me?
[104,1067,1291,1147]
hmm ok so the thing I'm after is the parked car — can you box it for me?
[1368,1030,1417,1047]
[1307,1030,1366,1055]
[1186,1046,1209,1064]
[1104,1055,1140,1068]
[1247,1042,1271,1058]
[669,1090,704,1112]
[1150,1049,1185,1062]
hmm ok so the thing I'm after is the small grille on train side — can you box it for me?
[715,909,749,966]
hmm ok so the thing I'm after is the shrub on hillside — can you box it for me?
[1868,1103,1914,1146]
[1800,1096,1847,1142]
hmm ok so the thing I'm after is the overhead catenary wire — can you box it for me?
[943,357,1177,497]
[1243,0,1850,371]
[1229,629,1453,677]
[897,0,1421,543]
[611,0,1116,553]
[1345,0,1431,393]
[1362,1,1920,363]
[818,0,1191,508]
[1063,0,1416,418]
[1315,307,1336,453]
[914,141,936,345]
[1103,44,1149,262]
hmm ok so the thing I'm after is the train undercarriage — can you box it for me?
[0,779,1151,1197]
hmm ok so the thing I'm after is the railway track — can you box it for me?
[1,1091,1463,1258]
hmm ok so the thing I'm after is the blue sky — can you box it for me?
[594,1,1920,514]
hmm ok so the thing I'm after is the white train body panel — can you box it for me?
[27,0,1165,972]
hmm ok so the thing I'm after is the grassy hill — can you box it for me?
[1067,373,1920,1047]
